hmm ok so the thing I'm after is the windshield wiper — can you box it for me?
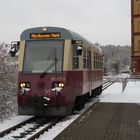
[40,48,57,78]
[40,62,55,78]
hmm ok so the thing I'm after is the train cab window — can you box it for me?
[23,40,64,73]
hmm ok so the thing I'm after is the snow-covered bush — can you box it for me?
[0,43,18,122]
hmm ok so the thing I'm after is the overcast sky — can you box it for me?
[0,0,131,45]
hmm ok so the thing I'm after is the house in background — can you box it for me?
[131,0,140,75]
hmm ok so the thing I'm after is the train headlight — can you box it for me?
[25,82,31,88]
[20,82,31,88]
[20,83,26,88]
[42,27,48,32]
[52,82,64,88]
[59,83,64,88]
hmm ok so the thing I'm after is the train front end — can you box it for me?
[18,27,74,116]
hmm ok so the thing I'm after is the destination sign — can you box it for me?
[30,33,60,39]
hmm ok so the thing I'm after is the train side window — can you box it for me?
[73,45,79,69]
[101,56,103,68]
[97,54,99,69]
[98,56,100,69]
[77,46,82,55]
[94,52,96,69]
[83,47,86,68]
[87,50,91,69]
[138,40,140,51]
[93,51,94,69]
[138,4,140,15]
[73,45,82,56]
[73,57,79,69]
[100,56,103,69]
[97,55,99,69]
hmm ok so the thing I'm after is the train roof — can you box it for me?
[21,26,102,54]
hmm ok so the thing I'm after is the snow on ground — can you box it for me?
[0,116,33,133]
[0,78,140,140]
[100,80,140,103]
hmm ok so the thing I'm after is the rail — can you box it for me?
[102,78,118,90]
[0,117,37,137]
[27,117,62,140]
[0,116,62,140]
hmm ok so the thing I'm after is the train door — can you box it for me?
[87,49,92,96]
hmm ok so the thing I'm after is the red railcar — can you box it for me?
[18,27,103,116]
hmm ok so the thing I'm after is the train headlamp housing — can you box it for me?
[20,83,26,88]
[19,82,31,89]
[52,81,64,89]
[42,27,48,32]
[58,83,64,88]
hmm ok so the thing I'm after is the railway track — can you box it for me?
[102,76,119,90]
[0,116,62,140]
[0,117,37,137]
[0,99,101,140]
[103,81,115,90]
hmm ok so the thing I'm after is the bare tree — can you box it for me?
[101,45,131,75]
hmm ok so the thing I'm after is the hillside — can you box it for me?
[100,45,131,75]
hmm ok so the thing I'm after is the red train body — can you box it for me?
[18,27,103,116]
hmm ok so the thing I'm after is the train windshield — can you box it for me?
[23,40,64,74]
